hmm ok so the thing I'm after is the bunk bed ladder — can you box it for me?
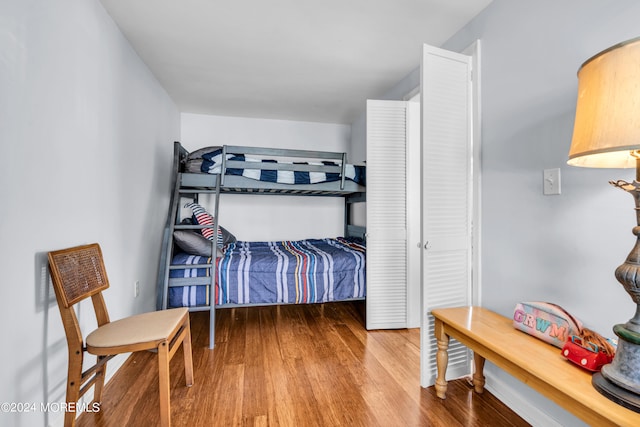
[157,144,184,311]
[157,173,220,349]
[156,142,219,349]
[208,173,221,349]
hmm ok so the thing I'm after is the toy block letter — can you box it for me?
[536,317,551,333]
[513,309,525,323]
[549,323,567,342]
[523,314,535,328]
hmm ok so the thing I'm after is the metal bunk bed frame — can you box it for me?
[157,141,366,349]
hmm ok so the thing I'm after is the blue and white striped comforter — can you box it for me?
[168,237,365,308]
[201,149,366,186]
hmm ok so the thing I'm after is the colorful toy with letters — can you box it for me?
[512,301,616,371]
[512,302,582,348]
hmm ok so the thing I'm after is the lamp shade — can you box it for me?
[568,37,640,168]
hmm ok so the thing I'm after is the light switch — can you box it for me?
[543,168,561,195]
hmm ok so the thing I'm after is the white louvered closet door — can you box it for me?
[366,100,408,330]
[420,44,474,386]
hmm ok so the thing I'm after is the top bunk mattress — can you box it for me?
[177,143,366,195]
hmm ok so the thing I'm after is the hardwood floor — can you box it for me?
[77,302,530,426]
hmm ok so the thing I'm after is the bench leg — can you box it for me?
[434,318,449,399]
[473,352,486,394]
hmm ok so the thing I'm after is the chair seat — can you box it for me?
[86,307,189,349]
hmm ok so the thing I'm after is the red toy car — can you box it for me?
[561,335,614,372]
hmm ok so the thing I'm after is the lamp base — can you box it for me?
[592,323,640,413]
[593,372,640,413]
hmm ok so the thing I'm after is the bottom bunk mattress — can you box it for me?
[168,237,366,308]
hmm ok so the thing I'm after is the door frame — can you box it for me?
[465,40,482,307]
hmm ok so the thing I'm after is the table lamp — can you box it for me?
[568,36,640,412]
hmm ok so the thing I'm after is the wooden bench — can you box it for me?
[432,306,640,427]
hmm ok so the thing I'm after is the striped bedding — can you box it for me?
[168,237,365,308]
[201,148,366,186]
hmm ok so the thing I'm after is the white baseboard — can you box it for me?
[484,373,563,427]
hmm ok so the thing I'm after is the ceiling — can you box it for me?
[99,0,492,125]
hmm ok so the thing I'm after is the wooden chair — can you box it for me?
[48,243,194,427]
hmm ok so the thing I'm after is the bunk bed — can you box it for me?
[157,142,366,349]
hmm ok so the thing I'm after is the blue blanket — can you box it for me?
[168,237,365,308]
[200,148,366,186]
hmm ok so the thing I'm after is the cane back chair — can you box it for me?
[48,243,194,427]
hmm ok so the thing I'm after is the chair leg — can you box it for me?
[182,319,194,387]
[64,350,83,427]
[158,341,171,427]
[92,356,108,404]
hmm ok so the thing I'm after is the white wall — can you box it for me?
[446,0,640,329]
[444,1,640,425]
[350,1,640,425]
[181,113,352,241]
[0,1,179,426]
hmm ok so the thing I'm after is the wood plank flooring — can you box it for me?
[76,302,530,426]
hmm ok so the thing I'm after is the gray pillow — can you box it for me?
[183,158,204,173]
[186,146,221,161]
[173,230,222,257]
[218,225,237,247]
